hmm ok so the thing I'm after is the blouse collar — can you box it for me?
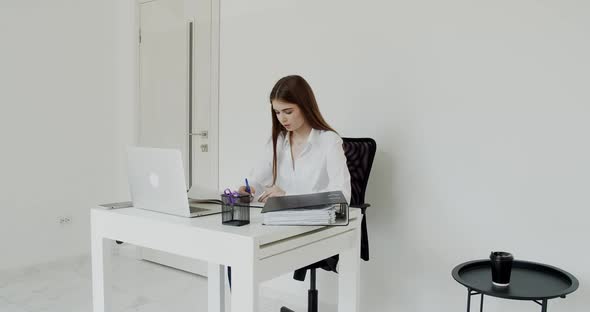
[283,128,318,153]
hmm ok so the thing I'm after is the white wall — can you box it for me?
[0,0,135,270]
[219,0,590,311]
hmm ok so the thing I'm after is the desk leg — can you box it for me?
[91,233,111,312]
[230,262,258,312]
[208,263,225,312]
[338,228,361,312]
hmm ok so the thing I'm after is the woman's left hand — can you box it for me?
[258,185,286,202]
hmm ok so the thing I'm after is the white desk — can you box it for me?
[91,206,362,312]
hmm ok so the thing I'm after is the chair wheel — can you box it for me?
[115,240,124,244]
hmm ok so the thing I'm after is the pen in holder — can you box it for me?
[221,188,250,226]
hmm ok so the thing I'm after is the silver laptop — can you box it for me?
[127,146,222,217]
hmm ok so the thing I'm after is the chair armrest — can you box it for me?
[350,203,370,214]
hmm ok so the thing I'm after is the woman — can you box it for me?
[228,75,352,289]
[239,75,351,203]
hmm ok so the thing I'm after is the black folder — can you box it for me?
[262,191,349,226]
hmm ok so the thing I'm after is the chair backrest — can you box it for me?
[342,137,376,206]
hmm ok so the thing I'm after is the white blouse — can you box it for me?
[248,128,351,203]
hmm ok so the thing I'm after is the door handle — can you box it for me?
[190,131,208,139]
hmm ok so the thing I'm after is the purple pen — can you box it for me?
[245,178,251,194]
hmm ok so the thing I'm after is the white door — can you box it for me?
[137,0,220,276]
[139,0,218,195]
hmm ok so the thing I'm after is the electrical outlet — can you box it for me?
[59,216,72,225]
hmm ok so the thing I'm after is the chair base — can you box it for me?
[280,269,318,312]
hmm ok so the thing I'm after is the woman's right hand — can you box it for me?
[237,185,255,203]
[238,185,256,196]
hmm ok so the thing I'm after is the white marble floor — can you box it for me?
[0,243,330,312]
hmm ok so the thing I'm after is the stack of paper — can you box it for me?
[263,204,338,225]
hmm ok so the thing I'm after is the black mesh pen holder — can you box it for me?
[221,193,250,226]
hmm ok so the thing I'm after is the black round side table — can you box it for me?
[452,260,578,312]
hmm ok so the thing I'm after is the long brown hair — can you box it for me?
[269,75,335,185]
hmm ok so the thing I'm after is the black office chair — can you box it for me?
[281,137,376,312]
